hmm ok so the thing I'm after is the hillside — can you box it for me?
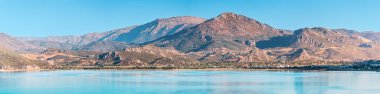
[0,33,44,53]
[256,27,380,61]
[0,48,44,71]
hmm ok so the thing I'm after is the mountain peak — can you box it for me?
[218,12,241,17]
[192,12,282,38]
[214,12,251,21]
[151,13,285,52]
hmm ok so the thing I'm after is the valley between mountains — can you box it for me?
[1,12,380,71]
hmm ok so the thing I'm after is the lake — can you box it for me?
[0,70,379,94]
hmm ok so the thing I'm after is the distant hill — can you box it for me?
[360,31,380,43]
[0,33,44,53]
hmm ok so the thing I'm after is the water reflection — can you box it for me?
[294,73,328,94]
[0,70,380,94]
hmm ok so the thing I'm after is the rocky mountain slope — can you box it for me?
[256,27,380,61]
[24,16,206,51]
[360,31,380,43]
[112,16,206,43]
[290,27,373,48]
[328,29,380,43]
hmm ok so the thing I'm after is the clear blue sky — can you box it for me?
[0,0,379,37]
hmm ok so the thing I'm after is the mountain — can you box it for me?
[24,16,206,50]
[150,12,287,52]
[257,27,375,49]
[256,27,380,61]
[0,33,44,53]
[26,40,75,50]
[112,16,206,43]
[23,26,137,50]
[328,29,380,44]
[360,31,380,43]
[290,27,373,48]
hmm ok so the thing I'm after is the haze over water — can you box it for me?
[1,70,379,94]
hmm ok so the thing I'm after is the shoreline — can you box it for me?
[1,67,379,72]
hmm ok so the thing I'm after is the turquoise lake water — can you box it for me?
[0,70,380,94]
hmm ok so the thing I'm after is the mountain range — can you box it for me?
[22,16,205,51]
[1,12,380,70]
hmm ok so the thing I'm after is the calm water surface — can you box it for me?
[0,70,380,94]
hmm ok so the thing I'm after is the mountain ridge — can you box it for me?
[22,16,206,51]
[150,12,286,52]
